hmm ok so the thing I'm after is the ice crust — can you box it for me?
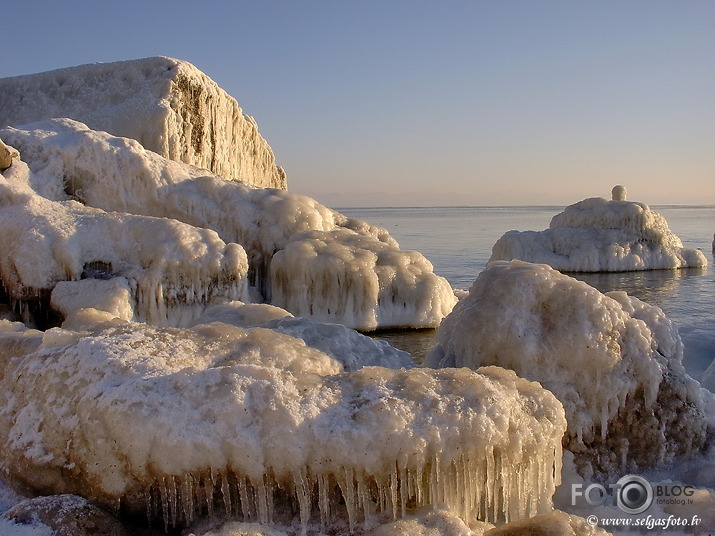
[0,319,566,531]
[0,121,456,330]
[0,57,286,189]
[489,194,707,271]
[427,261,707,479]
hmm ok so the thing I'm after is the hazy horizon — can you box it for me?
[2,1,713,207]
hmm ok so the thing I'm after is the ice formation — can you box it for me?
[0,57,286,189]
[489,188,707,271]
[0,138,17,171]
[427,261,708,480]
[0,318,566,531]
[0,156,249,327]
[189,301,416,371]
[0,121,456,330]
[4,494,130,536]
[270,229,456,330]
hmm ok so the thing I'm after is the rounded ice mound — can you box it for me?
[489,188,707,271]
[0,320,566,531]
[271,229,458,330]
[427,261,707,480]
[611,184,627,201]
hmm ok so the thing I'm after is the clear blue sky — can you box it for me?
[2,1,714,206]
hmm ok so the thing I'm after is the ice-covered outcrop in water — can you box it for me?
[427,261,708,480]
[0,57,286,189]
[0,122,456,330]
[0,318,566,531]
[489,187,707,271]
[0,154,249,327]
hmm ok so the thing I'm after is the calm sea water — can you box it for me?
[340,206,715,377]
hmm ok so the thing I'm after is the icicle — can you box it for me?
[255,477,271,524]
[167,475,179,527]
[293,469,311,532]
[357,478,371,528]
[205,471,215,519]
[338,467,357,531]
[219,470,232,516]
[182,474,195,526]
[238,475,252,520]
[398,465,408,519]
[390,466,398,520]
[159,477,170,532]
[485,448,494,519]
[318,473,330,528]
[144,489,152,527]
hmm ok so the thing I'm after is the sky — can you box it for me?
[2,1,714,207]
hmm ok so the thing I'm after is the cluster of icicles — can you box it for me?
[139,448,560,533]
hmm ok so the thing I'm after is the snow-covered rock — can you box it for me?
[427,261,707,480]
[0,57,286,189]
[0,319,566,531]
[0,166,249,327]
[489,189,707,271]
[0,120,456,330]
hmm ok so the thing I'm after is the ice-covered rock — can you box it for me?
[0,138,18,171]
[427,261,708,480]
[489,189,707,271]
[0,170,249,327]
[0,120,456,330]
[0,57,286,189]
[191,301,416,371]
[484,510,612,536]
[50,278,135,322]
[3,494,130,536]
[0,319,566,531]
[270,229,456,330]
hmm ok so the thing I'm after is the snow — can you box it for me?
[0,57,286,189]
[0,120,456,330]
[0,319,566,532]
[489,190,707,272]
[427,261,708,480]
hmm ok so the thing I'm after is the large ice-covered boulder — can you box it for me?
[489,188,707,271]
[0,120,456,330]
[0,57,286,189]
[0,319,566,531]
[427,261,708,480]
[0,162,248,327]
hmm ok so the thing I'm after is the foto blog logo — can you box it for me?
[571,474,695,515]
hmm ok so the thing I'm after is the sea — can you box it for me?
[339,205,715,380]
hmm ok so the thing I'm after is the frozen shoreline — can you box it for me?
[1,59,713,536]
